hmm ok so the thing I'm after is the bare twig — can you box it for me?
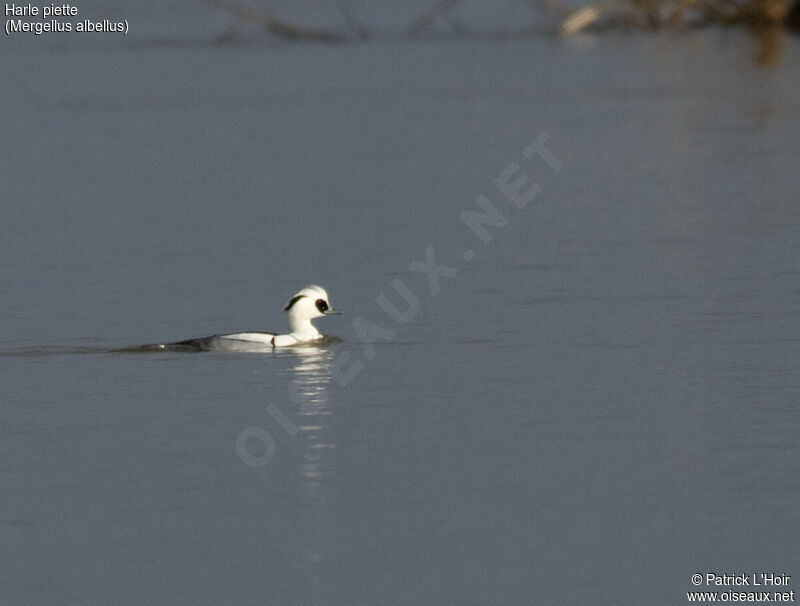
[207,0,800,46]
[337,0,371,39]
[526,0,573,19]
[215,17,247,44]
[560,2,612,33]
[408,0,467,36]
[206,0,344,42]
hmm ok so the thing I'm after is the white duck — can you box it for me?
[156,285,341,351]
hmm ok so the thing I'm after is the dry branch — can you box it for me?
[207,0,800,48]
[206,0,344,42]
[408,0,467,35]
[557,0,799,33]
[337,0,371,39]
[526,0,573,19]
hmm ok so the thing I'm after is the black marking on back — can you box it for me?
[284,295,305,311]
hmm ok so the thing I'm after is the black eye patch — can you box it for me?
[315,299,329,313]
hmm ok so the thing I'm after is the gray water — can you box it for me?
[2,7,800,605]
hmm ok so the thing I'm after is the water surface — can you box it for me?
[2,20,800,606]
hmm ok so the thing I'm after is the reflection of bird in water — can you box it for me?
[288,347,337,502]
